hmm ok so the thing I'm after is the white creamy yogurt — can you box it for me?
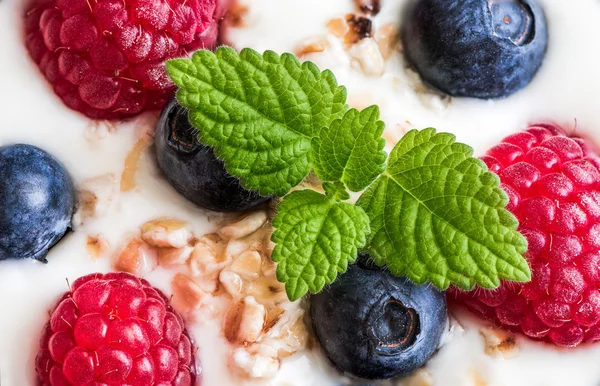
[1,0,600,385]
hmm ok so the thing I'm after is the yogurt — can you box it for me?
[1,0,600,385]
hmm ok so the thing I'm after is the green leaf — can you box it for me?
[357,128,530,290]
[323,181,350,201]
[271,189,370,301]
[311,106,387,191]
[166,47,348,196]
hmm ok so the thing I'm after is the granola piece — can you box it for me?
[376,23,398,60]
[218,211,268,240]
[85,234,110,260]
[261,257,277,277]
[220,270,245,299]
[296,37,329,57]
[172,273,207,312]
[230,347,280,379]
[141,218,192,248]
[345,14,372,45]
[479,327,519,358]
[74,174,117,225]
[349,38,385,76]
[263,307,286,333]
[224,2,248,28]
[355,0,381,15]
[121,133,153,192]
[260,309,307,358]
[469,369,489,386]
[189,242,218,275]
[405,369,434,386]
[229,250,262,280]
[327,18,349,38]
[246,276,287,307]
[225,235,261,260]
[114,238,157,274]
[262,231,276,259]
[158,245,194,266]
[224,296,266,344]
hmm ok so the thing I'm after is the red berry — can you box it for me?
[451,124,600,347]
[36,272,197,385]
[24,0,224,120]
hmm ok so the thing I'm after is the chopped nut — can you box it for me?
[345,14,372,45]
[349,38,385,76]
[114,239,157,274]
[172,273,206,312]
[230,347,279,379]
[406,369,434,386]
[219,211,267,240]
[219,270,244,298]
[296,37,329,57]
[479,327,519,358]
[327,18,348,38]
[229,251,262,280]
[121,133,153,192]
[141,218,192,248]
[158,246,194,266]
[375,23,398,60]
[86,234,109,260]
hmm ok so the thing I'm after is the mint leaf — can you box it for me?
[166,47,347,196]
[271,189,370,300]
[357,128,530,290]
[312,106,387,191]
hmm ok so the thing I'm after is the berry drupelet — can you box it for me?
[24,0,227,120]
[36,272,198,385]
[451,124,600,348]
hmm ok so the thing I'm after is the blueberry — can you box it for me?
[311,262,447,380]
[0,144,75,262]
[155,98,271,212]
[402,0,548,99]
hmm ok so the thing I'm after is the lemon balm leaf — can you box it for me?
[271,189,370,301]
[311,106,387,191]
[166,47,347,196]
[357,128,530,290]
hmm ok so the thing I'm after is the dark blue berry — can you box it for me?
[155,98,271,213]
[402,0,548,99]
[0,144,75,262]
[311,262,447,380]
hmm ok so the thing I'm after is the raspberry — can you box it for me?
[450,124,600,347]
[35,272,198,385]
[24,0,225,120]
